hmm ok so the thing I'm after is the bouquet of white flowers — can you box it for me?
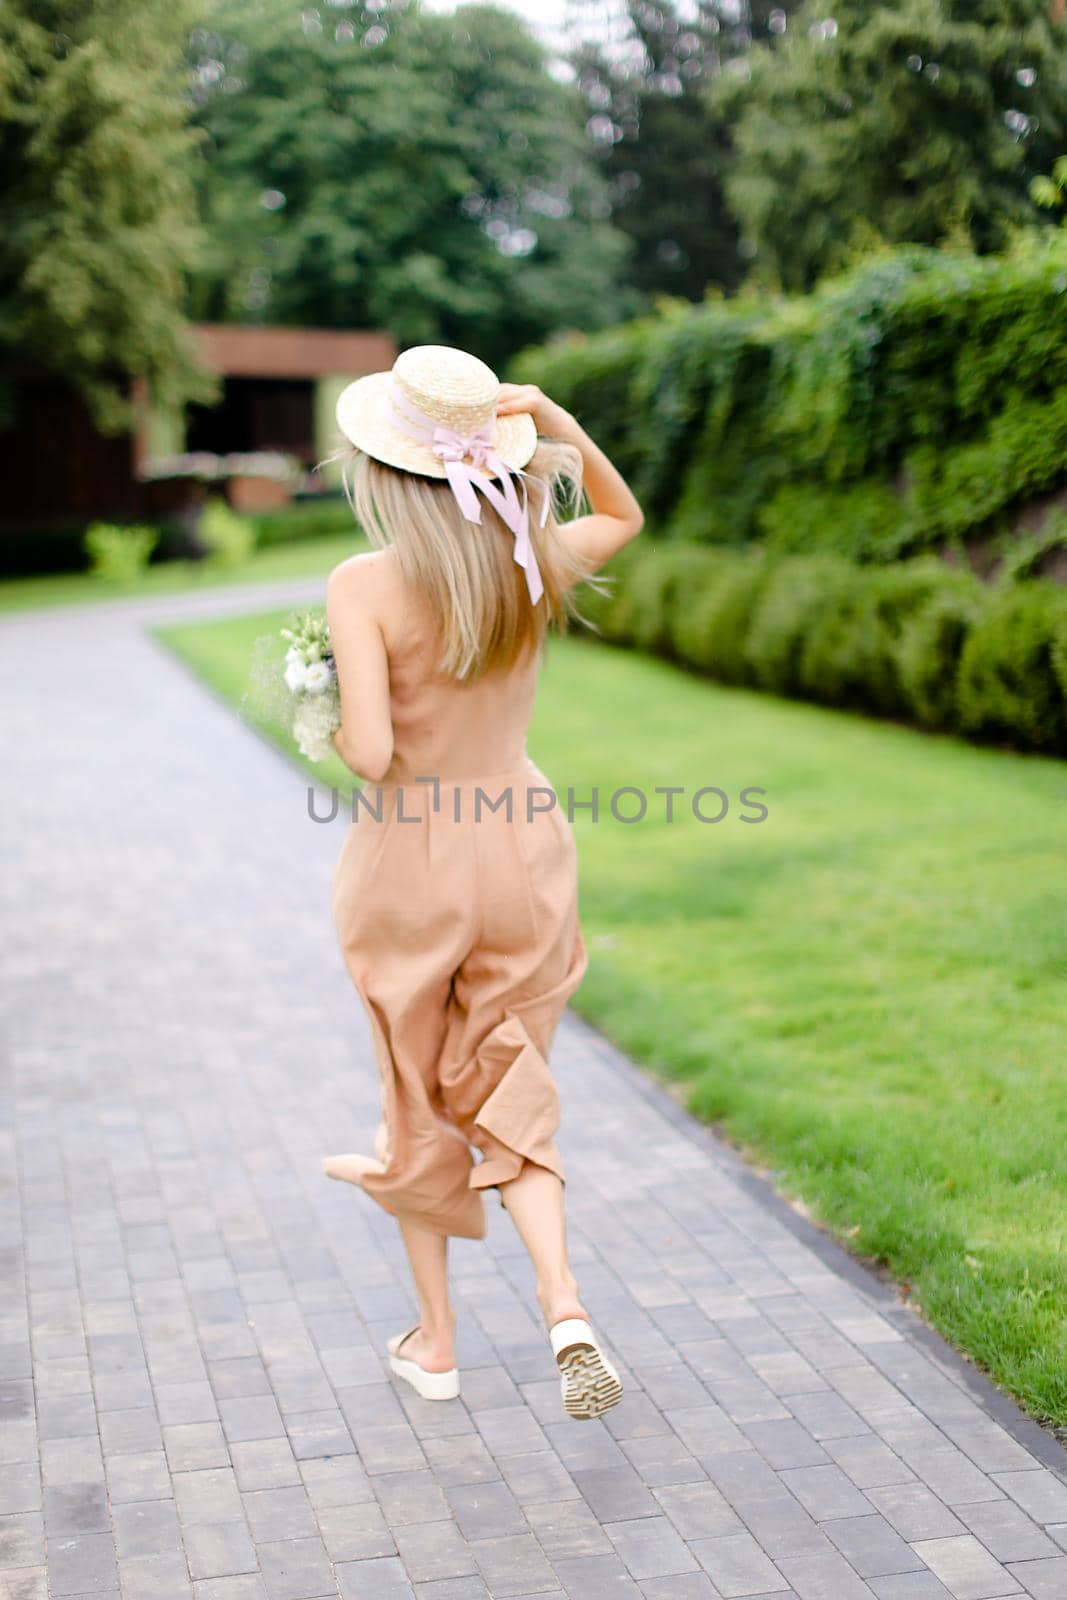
[279,610,342,762]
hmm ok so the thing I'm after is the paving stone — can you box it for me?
[43,1483,110,1536]
[394,1520,478,1583]
[183,1522,258,1581]
[821,1514,924,1578]
[256,1536,336,1600]
[242,1486,317,1543]
[1003,1557,1067,1598]
[605,1515,701,1580]
[910,1536,1020,1600]
[549,1552,644,1597]
[636,1577,723,1599]
[230,1439,301,1493]
[524,1496,614,1560]
[955,1501,1061,1563]
[104,1452,173,1505]
[0,1568,50,1600]
[374,1469,452,1527]
[162,1424,230,1473]
[98,1409,163,1456]
[316,1498,397,1562]
[106,1499,182,1573]
[0,1511,44,1568]
[732,1495,831,1560]
[412,1580,490,1600]
[193,1576,270,1600]
[741,1421,831,1472]
[991,1472,1067,1525]
[47,1536,119,1600]
[866,1485,968,1543]
[497,1449,580,1504]
[778,1464,877,1523]
[336,1555,417,1598]
[445,1478,527,1540]
[867,1576,955,1600]
[825,1436,915,1490]
[115,1550,193,1600]
[300,1455,375,1512]
[689,1530,786,1596]
[0,1464,41,1518]
[653,1481,744,1541]
[173,1470,244,1528]
[575,1464,659,1523]
[620,1433,707,1490]
[776,1550,878,1598]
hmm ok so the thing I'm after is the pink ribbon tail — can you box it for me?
[386,378,548,604]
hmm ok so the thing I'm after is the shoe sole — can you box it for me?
[557,1342,623,1420]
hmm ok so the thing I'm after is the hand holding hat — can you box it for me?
[335,345,550,604]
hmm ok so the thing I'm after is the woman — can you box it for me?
[322,344,644,1420]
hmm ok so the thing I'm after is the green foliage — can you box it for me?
[721,0,1067,293]
[957,583,1067,752]
[83,523,159,584]
[512,241,1067,561]
[250,498,359,548]
[189,0,637,373]
[0,0,215,431]
[668,548,771,683]
[583,539,1067,755]
[198,497,255,568]
[895,576,987,729]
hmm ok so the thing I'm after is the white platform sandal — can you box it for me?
[549,1318,623,1421]
[387,1325,460,1401]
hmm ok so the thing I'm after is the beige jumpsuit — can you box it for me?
[330,618,588,1241]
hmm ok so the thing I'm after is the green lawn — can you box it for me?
[0,530,367,613]
[156,612,1067,1430]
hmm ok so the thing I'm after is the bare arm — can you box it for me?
[496,382,644,572]
[326,553,394,784]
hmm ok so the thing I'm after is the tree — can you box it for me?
[0,0,213,432]
[565,0,803,301]
[723,0,1067,292]
[189,0,638,371]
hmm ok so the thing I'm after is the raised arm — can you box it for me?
[326,552,395,784]
[496,382,644,572]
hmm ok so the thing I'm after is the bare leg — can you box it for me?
[391,1216,457,1373]
[498,1162,589,1330]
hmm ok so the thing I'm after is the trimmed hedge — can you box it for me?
[575,540,1067,756]
[511,242,1067,563]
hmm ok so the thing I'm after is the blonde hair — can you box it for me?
[340,436,605,681]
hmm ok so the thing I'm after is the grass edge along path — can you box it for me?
[0,529,368,614]
[155,610,1067,1434]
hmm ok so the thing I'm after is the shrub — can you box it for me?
[251,497,358,547]
[668,548,769,684]
[577,541,1067,756]
[957,585,1067,752]
[895,577,986,730]
[743,557,853,697]
[199,497,256,568]
[83,523,159,583]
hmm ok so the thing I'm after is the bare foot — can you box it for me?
[388,1324,456,1373]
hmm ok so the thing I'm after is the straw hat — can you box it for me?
[335,344,538,480]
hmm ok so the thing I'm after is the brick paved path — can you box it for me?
[3,585,1067,1600]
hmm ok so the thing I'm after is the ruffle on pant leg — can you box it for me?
[348,987,488,1240]
[464,1011,565,1191]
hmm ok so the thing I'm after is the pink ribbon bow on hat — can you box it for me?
[387,378,549,604]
